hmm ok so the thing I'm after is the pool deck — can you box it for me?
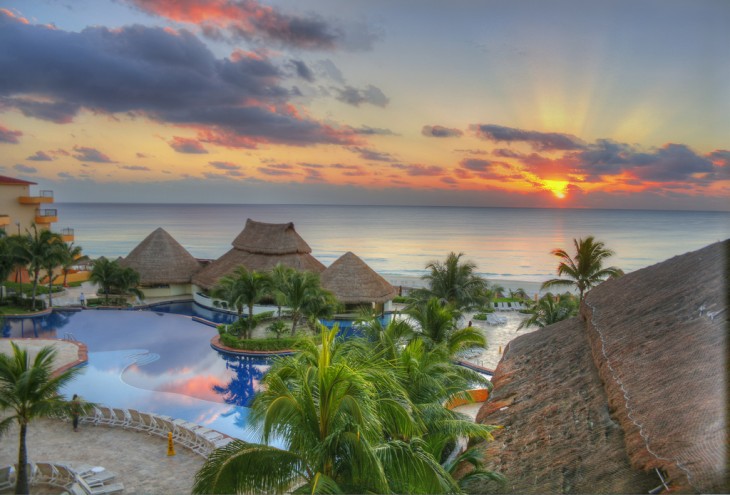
[0,338,87,376]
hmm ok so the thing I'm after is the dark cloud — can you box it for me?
[290,60,314,82]
[169,137,208,154]
[303,168,325,182]
[460,158,492,172]
[392,163,444,176]
[0,13,355,147]
[14,164,37,173]
[348,146,394,162]
[453,148,487,155]
[421,125,463,138]
[126,0,377,51]
[335,85,389,107]
[209,161,241,171]
[706,149,730,168]
[1,97,80,123]
[0,123,22,143]
[299,162,325,169]
[258,166,295,176]
[350,125,396,136]
[269,163,293,169]
[27,151,53,161]
[72,146,115,163]
[571,141,718,183]
[492,148,524,158]
[57,172,72,179]
[136,152,149,158]
[120,165,151,171]
[472,124,585,151]
[441,177,458,185]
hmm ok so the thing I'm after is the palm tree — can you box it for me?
[59,242,88,287]
[407,297,485,356]
[0,342,85,494]
[416,252,488,310]
[41,240,66,308]
[15,225,64,310]
[277,270,322,336]
[0,234,17,302]
[269,263,295,320]
[517,293,579,330]
[89,257,116,304]
[194,326,459,494]
[212,266,270,339]
[542,236,624,301]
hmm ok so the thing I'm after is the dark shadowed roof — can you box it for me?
[475,240,728,494]
[321,252,396,304]
[232,219,313,254]
[192,219,324,290]
[120,227,201,285]
[0,175,36,185]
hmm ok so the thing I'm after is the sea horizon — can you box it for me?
[54,203,730,286]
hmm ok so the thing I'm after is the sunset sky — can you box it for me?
[1,0,728,210]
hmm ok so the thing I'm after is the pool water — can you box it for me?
[2,306,272,443]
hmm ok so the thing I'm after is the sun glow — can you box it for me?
[542,179,569,199]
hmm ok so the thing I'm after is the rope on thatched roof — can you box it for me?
[321,251,397,304]
[120,227,202,285]
[231,219,313,254]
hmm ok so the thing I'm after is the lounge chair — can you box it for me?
[0,465,14,492]
[110,408,130,428]
[76,476,124,495]
[127,409,154,433]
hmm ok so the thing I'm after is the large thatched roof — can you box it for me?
[192,219,325,290]
[475,240,728,493]
[232,219,313,254]
[321,252,396,304]
[119,227,201,285]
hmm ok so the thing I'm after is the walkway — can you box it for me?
[0,418,203,494]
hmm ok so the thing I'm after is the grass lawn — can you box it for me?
[0,305,35,315]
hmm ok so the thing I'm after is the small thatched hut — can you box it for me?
[321,251,397,313]
[120,227,202,297]
[192,219,325,293]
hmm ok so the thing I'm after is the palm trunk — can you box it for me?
[290,312,299,336]
[247,305,254,340]
[63,269,69,287]
[31,270,39,311]
[16,423,29,494]
[48,274,53,308]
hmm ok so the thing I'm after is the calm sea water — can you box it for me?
[56,203,729,283]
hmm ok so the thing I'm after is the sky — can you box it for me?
[0,0,729,210]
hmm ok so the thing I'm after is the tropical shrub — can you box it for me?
[219,333,298,352]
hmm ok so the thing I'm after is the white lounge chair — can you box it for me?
[0,465,15,492]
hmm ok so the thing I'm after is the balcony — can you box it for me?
[19,190,54,205]
[61,227,75,242]
[35,208,58,224]
[0,215,9,227]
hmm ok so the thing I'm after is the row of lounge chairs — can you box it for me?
[0,462,123,495]
[485,313,508,325]
[493,301,529,311]
[80,405,233,457]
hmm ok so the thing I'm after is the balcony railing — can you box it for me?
[0,215,9,226]
[61,227,75,241]
[19,190,54,204]
[35,208,58,224]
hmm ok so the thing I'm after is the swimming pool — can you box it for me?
[2,306,272,443]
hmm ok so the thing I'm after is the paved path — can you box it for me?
[0,418,204,494]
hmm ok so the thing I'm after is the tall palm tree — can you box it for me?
[212,266,270,339]
[269,263,295,320]
[517,293,578,330]
[542,236,624,300]
[15,225,64,310]
[0,342,84,494]
[277,270,322,336]
[417,252,487,310]
[89,257,116,304]
[407,297,485,356]
[59,242,88,287]
[41,240,66,308]
[0,234,16,302]
[194,326,459,494]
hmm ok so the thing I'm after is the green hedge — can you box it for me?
[1,295,45,311]
[219,333,299,351]
[87,297,129,307]
[472,313,488,320]
[392,295,408,303]
[4,282,64,296]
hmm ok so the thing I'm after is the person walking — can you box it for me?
[71,394,81,431]
[79,292,85,308]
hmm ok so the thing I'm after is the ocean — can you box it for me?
[55,203,729,284]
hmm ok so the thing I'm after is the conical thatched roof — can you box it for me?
[120,227,201,285]
[321,252,396,304]
[232,219,313,254]
[192,219,325,290]
[475,240,728,493]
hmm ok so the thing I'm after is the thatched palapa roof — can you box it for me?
[321,252,397,304]
[475,240,728,493]
[192,219,325,290]
[120,227,201,285]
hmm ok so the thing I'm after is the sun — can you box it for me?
[542,180,569,199]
